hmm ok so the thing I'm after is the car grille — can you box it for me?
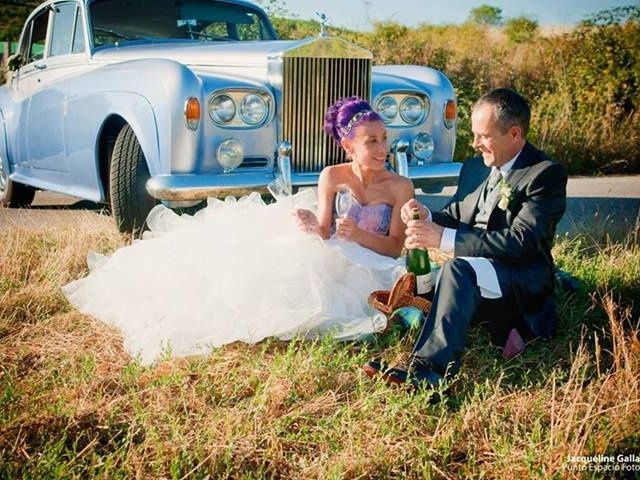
[282,56,372,173]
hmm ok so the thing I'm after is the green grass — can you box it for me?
[0,224,639,479]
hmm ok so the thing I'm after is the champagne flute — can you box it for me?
[335,189,353,218]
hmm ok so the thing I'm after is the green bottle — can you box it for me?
[406,210,433,300]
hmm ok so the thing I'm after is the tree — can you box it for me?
[0,4,33,41]
[504,16,539,43]
[468,5,503,26]
[254,0,291,18]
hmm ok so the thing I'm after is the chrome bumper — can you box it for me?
[146,163,461,201]
[146,142,461,201]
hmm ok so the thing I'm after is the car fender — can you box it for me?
[65,58,204,177]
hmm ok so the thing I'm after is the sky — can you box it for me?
[263,0,637,31]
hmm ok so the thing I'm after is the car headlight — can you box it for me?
[217,139,244,171]
[412,132,435,161]
[374,96,398,123]
[239,93,268,125]
[399,96,426,125]
[209,94,236,124]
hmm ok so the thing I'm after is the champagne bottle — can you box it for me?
[406,209,433,300]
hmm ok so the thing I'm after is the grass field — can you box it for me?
[1,216,639,479]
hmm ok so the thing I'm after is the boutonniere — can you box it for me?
[497,177,513,210]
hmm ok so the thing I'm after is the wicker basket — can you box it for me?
[368,272,432,319]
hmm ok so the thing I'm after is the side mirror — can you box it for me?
[8,54,23,71]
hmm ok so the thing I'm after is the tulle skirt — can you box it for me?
[63,190,405,364]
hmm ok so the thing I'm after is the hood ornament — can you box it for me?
[315,12,329,37]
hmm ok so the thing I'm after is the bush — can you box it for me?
[503,16,539,43]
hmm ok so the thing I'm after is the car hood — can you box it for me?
[90,36,374,85]
[91,40,299,68]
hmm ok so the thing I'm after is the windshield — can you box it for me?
[89,0,276,48]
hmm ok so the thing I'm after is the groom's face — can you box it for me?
[471,103,522,168]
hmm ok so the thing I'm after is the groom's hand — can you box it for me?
[400,199,429,224]
[405,220,443,250]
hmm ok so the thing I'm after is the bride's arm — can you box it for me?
[314,167,336,239]
[293,168,335,239]
[344,177,414,257]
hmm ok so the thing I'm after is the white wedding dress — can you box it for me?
[63,189,405,364]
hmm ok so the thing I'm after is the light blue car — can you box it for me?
[0,0,460,232]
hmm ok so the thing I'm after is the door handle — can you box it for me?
[34,63,47,70]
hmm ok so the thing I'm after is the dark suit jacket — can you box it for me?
[431,142,567,338]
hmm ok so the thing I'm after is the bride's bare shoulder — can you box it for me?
[385,171,413,190]
[321,164,350,181]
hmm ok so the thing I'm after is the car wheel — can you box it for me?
[109,124,157,234]
[0,160,36,207]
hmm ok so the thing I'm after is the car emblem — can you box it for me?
[315,12,329,37]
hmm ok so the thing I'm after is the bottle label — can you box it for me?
[416,273,433,295]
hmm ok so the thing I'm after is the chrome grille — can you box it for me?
[283,57,372,173]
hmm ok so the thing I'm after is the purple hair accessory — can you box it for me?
[324,96,381,143]
[340,109,374,137]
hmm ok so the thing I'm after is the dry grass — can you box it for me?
[0,218,639,479]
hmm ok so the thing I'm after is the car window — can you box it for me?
[71,8,86,53]
[28,10,49,64]
[19,21,33,61]
[90,0,275,47]
[50,3,77,56]
[235,13,266,41]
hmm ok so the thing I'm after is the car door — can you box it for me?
[10,8,50,173]
[25,2,86,177]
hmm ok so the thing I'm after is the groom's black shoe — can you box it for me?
[363,357,444,392]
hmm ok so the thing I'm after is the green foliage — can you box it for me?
[253,0,292,18]
[581,5,640,26]
[468,4,503,26]
[0,4,32,41]
[532,7,640,173]
[503,16,539,43]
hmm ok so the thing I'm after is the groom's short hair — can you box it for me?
[475,88,531,138]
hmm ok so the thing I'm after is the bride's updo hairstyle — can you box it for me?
[324,96,382,144]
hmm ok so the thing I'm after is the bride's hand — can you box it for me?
[335,217,360,241]
[293,208,320,234]
[400,199,428,224]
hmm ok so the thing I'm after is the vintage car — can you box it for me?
[0,0,461,232]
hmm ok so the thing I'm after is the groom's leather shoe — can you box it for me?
[363,357,444,392]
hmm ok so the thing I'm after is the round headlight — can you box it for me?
[412,132,435,161]
[209,94,236,124]
[374,96,398,123]
[217,139,244,172]
[400,96,426,125]
[239,93,268,125]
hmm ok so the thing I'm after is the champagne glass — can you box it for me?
[335,189,353,218]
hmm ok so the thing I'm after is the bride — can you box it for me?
[63,97,415,364]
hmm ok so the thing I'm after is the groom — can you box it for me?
[364,88,567,389]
